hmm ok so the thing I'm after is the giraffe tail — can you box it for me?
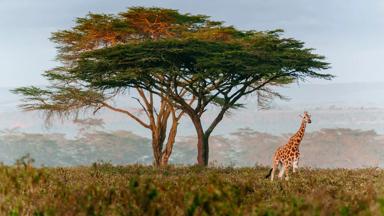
[265,168,273,179]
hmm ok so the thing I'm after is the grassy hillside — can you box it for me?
[1,162,384,215]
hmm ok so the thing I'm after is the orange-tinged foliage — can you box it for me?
[51,13,134,59]
[50,7,246,62]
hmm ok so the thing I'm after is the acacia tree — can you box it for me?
[13,7,212,166]
[70,30,333,166]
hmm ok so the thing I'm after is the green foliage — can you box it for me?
[73,33,332,110]
[0,165,382,215]
[12,86,106,122]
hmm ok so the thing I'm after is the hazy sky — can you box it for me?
[1,0,384,87]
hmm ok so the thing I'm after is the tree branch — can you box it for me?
[99,101,150,129]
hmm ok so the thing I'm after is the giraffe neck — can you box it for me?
[292,119,307,147]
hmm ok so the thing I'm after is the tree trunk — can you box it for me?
[187,106,228,166]
[160,150,170,166]
[151,132,162,167]
[189,114,208,166]
[151,106,179,167]
[202,134,209,165]
[160,118,178,166]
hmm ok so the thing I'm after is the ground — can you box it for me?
[1,162,384,215]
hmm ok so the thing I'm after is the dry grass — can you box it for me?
[1,160,384,215]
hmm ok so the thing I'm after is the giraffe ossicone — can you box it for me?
[265,111,311,181]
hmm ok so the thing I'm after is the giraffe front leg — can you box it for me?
[293,158,299,173]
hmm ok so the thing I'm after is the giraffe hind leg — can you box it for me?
[270,160,279,181]
[277,162,285,179]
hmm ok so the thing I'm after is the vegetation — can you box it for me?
[0,161,383,215]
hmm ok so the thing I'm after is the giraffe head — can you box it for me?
[302,111,312,124]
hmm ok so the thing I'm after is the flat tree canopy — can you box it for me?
[70,29,333,165]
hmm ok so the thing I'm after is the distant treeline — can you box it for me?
[0,128,381,168]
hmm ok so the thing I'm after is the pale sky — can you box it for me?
[1,0,384,87]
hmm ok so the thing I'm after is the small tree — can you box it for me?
[70,31,333,166]
[13,7,211,166]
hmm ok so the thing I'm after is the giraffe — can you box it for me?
[265,111,312,181]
